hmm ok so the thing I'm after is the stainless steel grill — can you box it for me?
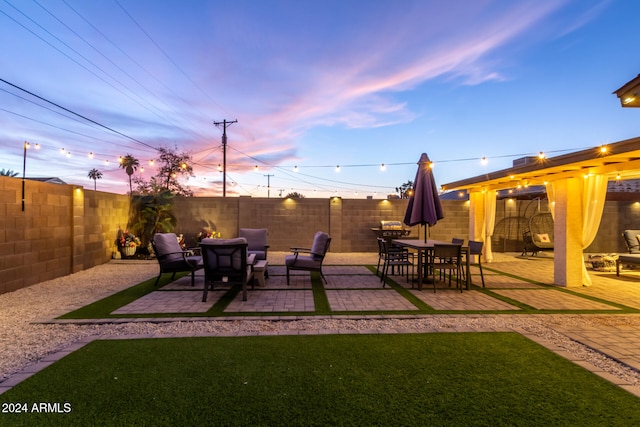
[371,220,411,240]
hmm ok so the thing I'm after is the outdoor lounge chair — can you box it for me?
[200,237,254,301]
[239,228,269,277]
[285,231,331,285]
[151,232,203,286]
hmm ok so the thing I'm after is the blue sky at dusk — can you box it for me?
[1,0,639,197]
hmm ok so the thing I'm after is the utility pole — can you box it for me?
[213,119,237,197]
[264,174,274,198]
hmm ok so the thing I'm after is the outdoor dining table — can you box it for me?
[391,239,470,291]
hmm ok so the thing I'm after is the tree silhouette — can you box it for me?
[284,191,305,199]
[87,168,103,191]
[395,180,414,199]
[0,169,19,177]
[120,154,139,194]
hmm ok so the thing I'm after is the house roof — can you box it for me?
[441,136,640,193]
[613,74,640,107]
[26,177,67,185]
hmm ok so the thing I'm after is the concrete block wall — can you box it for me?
[83,190,131,268]
[3,176,636,295]
[0,177,130,294]
[1,177,74,294]
[174,196,469,253]
[256,198,330,251]
[586,199,640,253]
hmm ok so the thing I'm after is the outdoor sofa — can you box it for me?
[616,229,640,276]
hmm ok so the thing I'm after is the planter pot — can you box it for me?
[124,246,136,257]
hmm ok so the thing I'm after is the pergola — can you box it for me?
[441,136,640,287]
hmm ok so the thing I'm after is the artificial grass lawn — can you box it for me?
[2,333,639,426]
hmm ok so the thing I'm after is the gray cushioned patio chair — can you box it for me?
[200,237,254,301]
[151,232,203,286]
[285,231,331,285]
[239,228,269,277]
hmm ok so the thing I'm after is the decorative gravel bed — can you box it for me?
[2,260,640,391]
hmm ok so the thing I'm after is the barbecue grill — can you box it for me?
[371,220,411,240]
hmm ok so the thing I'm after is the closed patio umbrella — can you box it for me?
[403,153,445,241]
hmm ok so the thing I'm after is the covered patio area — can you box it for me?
[442,136,640,287]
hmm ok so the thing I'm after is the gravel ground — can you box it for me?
[2,259,640,389]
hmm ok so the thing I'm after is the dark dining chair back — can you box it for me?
[200,237,254,302]
[378,238,413,286]
[468,240,485,288]
[430,243,463,292]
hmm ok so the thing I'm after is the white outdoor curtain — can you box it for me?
[581,174,608,286]
[484,190,496,262]
[545,182,556,220]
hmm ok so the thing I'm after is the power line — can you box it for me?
[0,77,157,150]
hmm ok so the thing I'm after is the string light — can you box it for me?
[335,165,340,172]
[88,152,94,159]
[480,156,487,165]
[380,163,386,171]
[538,151,545,159]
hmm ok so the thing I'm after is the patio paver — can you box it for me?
[492,289,622,311]
[326,289,418,311]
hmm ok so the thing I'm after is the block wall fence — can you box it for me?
[1,175,637,294]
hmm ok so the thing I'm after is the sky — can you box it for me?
[1,0,639,198]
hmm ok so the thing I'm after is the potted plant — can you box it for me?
[116,229,141,257]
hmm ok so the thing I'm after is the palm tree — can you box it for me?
[120,154,139,194]
[0,168,19,177]
[87,168,103,191]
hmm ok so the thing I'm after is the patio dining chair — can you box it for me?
[378,238,414,286]
[376,237,410,278]
[200,237,254,302]
[285,231,331,285]
[151,232,203,287]
[467,240,485,288]
[429,243,463,293]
